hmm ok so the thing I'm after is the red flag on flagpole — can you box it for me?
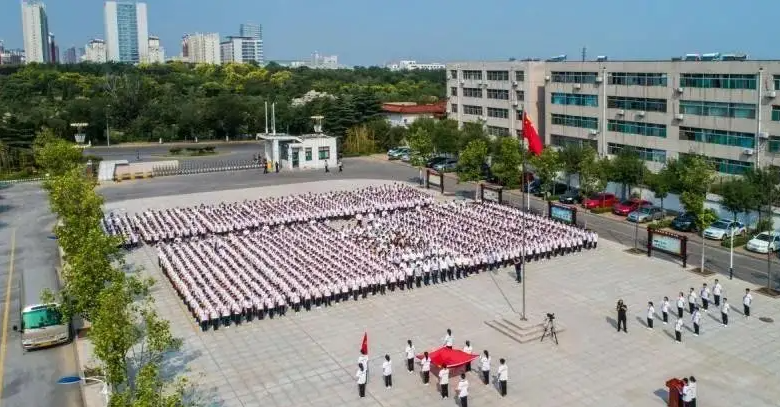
[360,332,368,355]
[522,111,543,156]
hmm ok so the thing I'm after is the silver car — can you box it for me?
[627,205,665,223]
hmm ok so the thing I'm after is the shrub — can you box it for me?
[203,146,215,153]
[169,147,182,155]
[648,219,673,231]
[590,206,613,214]
[721,234,750,248]
[185,147,198,153]
[547,195,560,202]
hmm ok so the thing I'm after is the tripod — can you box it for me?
[540,315,559,345]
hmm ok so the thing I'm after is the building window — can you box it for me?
[515,71,525,82]
[680,73,757,90]
[679,100,756,119]
[607,96,667,113]
[769,137,780,153]
[679,153,753,175]
[774,76,780,91]
[487,71,509,81]
[551,92,598,107]
[551,113,598,130]
[516,110,524,120]
[772,106,780,121]
[679,126,755,148]
[550,71,598,84]
[487,125,510,136]
[487,107,509,119]
[318,147,330,160]
[462,87,483,98]
[451,103,458,113]
[487,89,509,100]
[463,70,482,80]
[463,105,483,116]
[449,70,458,79]
[515,90,524,101]
[608,120,666,138]
[608,72,667,87]
[450,87,458,96]
[608,143,667,163]
[551,135,598,150]
[305,148,313,161]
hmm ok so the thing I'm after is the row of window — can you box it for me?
[550,135,598,150]
[487,89,510,100]
[463,87,482,98]
[487,71,509,81]
[487,107,509,119]
[607,96,667,113]
[679,73,757,90]
[679,126,755,149]
[608,72,668,87]
[551,113,599,130]
[458,70,525,81]
[608,120,667,138]
[770,138,780,153]
[551,92,598,107]
[679,100,756,119]
[679,153,753,175]
[454,87,523,101]
[608,143,667,163]
[775,76,780,92]
[487,125,510,136]
[463,105,482,115]
[463,70,482,80]
[772,105,780,121]
[551,71,599,84]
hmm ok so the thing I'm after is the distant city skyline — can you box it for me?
[4,0,780,66]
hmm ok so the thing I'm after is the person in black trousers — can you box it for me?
[355,364,367,398]
[616,299,628,333]
[514,259,523,283]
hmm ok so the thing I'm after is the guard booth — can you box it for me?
[647,228,689,268]
[478,183,503,204]
[260,134,337,171]
[425,169,444,194]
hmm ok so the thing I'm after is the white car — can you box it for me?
[746,231,780,254]
[702,219,746,240]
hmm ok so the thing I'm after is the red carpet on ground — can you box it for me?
[417,346,479,368]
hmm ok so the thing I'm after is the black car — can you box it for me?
[425,156,449,168]
[671,212,698,232]
[558,189,582,204]
[531,182,568,197]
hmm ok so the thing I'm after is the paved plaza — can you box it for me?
[103,179,780,407]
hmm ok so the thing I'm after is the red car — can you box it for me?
[583,192,617,209]
[612,198,652,216]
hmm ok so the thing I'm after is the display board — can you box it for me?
[479,183,503,204]
[425,169,444,194]
[548,202,577,225]
[647,228,688,268]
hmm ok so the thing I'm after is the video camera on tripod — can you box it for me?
[546,313,555,321]
[541,312,558,345]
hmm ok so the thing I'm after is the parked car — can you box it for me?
[425,156,450,168]
[387,147,410,160]
[671,212,698,232]
[612,198,652,216]
[433,158,458,172]
[746,231,780,253]
[703,219,746,240]
[558,189,582,205]
[627,205,666,223]
[531,182,568,197]
[583,192,617,210]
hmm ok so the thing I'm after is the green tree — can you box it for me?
[406,127,434,166]
[431,119,460,155]
[609,147,646,198]
[457,139,488,182]
[676,154,717,271]
[491,137,522,188]
[644,169,672,210]
[33,129,84,176]
[720,179,758,224]
[742,167,780,227]
[342,124,378,156]
[558,144,586,190]
[457,121,488,152]
[530,146,563,198]
[578,151,609,197]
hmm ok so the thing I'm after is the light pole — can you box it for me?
[729,229,734,279]
[105,105,111,147]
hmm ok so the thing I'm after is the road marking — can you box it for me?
[0,228,17,407]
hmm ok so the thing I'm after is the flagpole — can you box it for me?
[520,111,528,321]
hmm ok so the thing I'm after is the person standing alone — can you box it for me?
[661,296,670,324]
[676,292,685,318]
[356,364,367,398]
[713,279,722,307]
[692,306,702,336]
[479,350,491,385]
[616,299,628,333]
[743,288,753,319]
[700,283,710,312]
[457,373,469,407]
[688,288,697,314]
[497,358,509,397]
[675,317,684,343]
[439,364,450,400]
[721,297,730,327]
[419,351,431,385]
[405,340,416,374]
[646,301,655,330]
[382,354,393,389]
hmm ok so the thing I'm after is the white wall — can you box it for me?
[383,113,433,128]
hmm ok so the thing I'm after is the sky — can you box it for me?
[2,0,780,66]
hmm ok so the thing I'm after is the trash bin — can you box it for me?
[665,378,685,407]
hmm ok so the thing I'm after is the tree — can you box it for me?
[644,169,672,210]
[579,150,609,197]
[406,127,434,166]
[720,179,758,224]
[431,119,460,155]
[342,124,378,156]
[457,139,488,182]
[558,144,586,190]
[491,137,522,188]
[676,154,717,271]
[530,146,563,198]
[457,121,488,152]
[33,128,84,177]
[742,167,780,229]
[609,147,646,198]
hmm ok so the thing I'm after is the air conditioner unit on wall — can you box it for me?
[588,129,599,136]
[743,148,754,156]
[617,109,625,116]
[595,76,603,83]
[574,83,582,90]
[512,81,518,87]
[759,131,770,139]
[512,101,519,106]
[676,87,684,93]
[459,80,465,85]
[544,75,551,81]
[675,113,684,121]
[637,111,646,117]
[766,90,777,98]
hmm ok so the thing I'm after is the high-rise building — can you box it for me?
[147,35,164,63]
[239,23,262,39]
[310,51,339,69]
[220,36,262,65]
[21,0,51,63]
[104,1,149,63]
[63,46,78,64]
[184,33,220,64]
[181,35,190,61]
[48,32,58,63]
[447,54,780,173]
[84,39,107,63]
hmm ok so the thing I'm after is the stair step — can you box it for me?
[484,319,566,344]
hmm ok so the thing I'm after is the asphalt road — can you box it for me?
[84,142,263,163]
[0,184,81,407]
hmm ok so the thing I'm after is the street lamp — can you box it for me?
[105,105,111,147]
[57,375,109,406]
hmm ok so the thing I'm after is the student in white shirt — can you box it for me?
[463,340,473,372]
[497,358,509,397]
[457,373,469,407]
[405,340,416,373]
[419,351,431,385]
[688,376,697,407]
[356,364,367,398]
[700,283,710,312]
[358,351,369,376]
[681,378,692,406]
[646,301,655,330]
[676,292,685,318]
[712,278,722,307]
[675,318,684,343]
[438,364,450,399]
[692,307,702,336]
[479,350,491,385]
[661,296,670,324]
[443,329,454,349]
[688,288,697,314]
[382,354,393,389]
[743,288,753,318]
[721,297,730,327]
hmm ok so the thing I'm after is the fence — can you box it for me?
[152,159,262,177]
